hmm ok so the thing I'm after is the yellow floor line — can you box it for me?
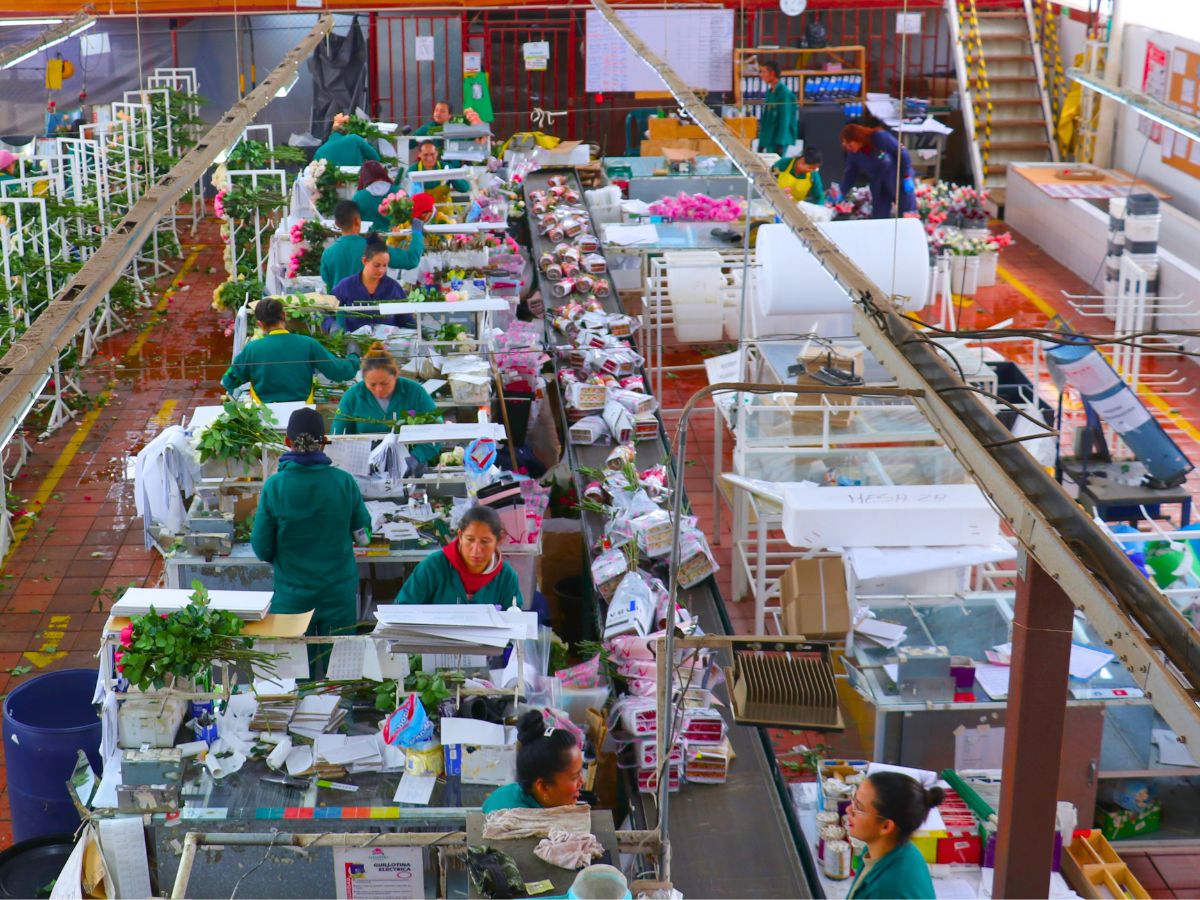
[150,399,179,427]
[997,263,1200,445]
[4,393,112,569]
[125,246,203,359]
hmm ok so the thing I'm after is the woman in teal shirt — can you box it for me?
[332,341,438,470]
[482,710,584,813]
[846,772,942,899]
[395,505,522,607]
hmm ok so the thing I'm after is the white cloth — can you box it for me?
[133,425,201,543]
[533,827,604,869]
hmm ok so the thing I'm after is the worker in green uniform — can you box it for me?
[482,710,585,813]
[772,146,827,204]
[413,100,454,137]
[757,61,797,157]
[320,199,427,292]
[313,114,382,167]
[331,342,439,470]
[401,141,470,196]
[220,298,360,403]
[0,150,19,183]
[845,771,942,899]
[394,505,522,607]
[350,160,399,232]
[251,408,371,673]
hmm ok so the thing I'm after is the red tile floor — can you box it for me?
[1,215,1198,893]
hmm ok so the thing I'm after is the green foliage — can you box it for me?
[212,277,264,312]
[221,184,287,221]
[227,139,307,170]
[313,164,358,217]
[117,582,280,692]
[194,401,284,469]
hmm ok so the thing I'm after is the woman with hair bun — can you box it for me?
[845,771,943,899]
[836,122,917,219]
[331,342,438,473]
[481,709,584,812]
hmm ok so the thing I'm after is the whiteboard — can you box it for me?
[585,8,734,93]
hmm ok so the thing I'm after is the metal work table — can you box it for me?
[604,155,747,202]
[1060,458,1193,527]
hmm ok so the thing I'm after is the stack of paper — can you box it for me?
[989,642,1115,680]
[112,588,273,621]
[315,734,384,773]
[289,694,345,740]
[854,617,908,649]
[373,605,538,653]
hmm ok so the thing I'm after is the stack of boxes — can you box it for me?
[639,115,758,158]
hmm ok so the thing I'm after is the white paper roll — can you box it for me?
[755,218,930,316]
[266,735,293,771]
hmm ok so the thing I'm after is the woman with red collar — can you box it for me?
[394,505,521,607]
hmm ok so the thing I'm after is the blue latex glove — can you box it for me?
[901,176,915,194]
[411,217,425,233]
[405,456,426,478]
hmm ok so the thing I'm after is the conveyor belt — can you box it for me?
[525,168,814,897]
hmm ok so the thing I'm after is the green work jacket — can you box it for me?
[250,458,371,632]
[759,81,798,155]
[320,232,425,292]
[221,330,359,402]
[313,132,381,166]
[847,841,936,900]
[394,550,522,608]
[331,379,439,463]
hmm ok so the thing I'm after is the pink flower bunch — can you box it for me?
[290,220,306,244]
[214,189,227,219]
[287,249,303,279]
[986,231,1014,251]
[647,192,743,223]
[116,623,135,673]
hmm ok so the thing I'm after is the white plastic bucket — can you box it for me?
[1123,213,1161,243]
[672,302,724,342]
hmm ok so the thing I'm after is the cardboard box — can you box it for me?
[646,116,679,140]
[782,483,1000,549]
[780,556,851,638]
[1096,801,1162,841]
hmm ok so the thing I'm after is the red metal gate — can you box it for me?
[482,18,579,140]
[370,12,465,130]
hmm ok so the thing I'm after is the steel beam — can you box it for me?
[0,13,334,445]
[589,0,1200,761]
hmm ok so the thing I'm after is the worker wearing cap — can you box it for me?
[401,141,470,196]
[251,408,372,662]
[313,113,382,167]
[221,297,361,403]
[0,150,19,184]
[320,196,433,293]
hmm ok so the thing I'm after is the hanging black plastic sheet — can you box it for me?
[308,17,368,140]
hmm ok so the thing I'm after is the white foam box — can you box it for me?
[782,483,999,548]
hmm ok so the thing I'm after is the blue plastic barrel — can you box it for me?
[3,669,101,843]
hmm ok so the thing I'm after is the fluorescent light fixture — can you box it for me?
[0,18,64,26]
[275,74,299,98]
[0,13,97,70]
[1069,68,1200,144]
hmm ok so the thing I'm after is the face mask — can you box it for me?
[367,181,390,196]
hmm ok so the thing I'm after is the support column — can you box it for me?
[994,550,1076,898]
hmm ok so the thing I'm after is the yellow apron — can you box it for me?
[776,162,814,203]
[247,329,316,404]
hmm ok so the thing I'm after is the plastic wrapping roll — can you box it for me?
[755,218,930,316]
[940,768,996,821]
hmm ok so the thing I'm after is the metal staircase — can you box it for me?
[947,0,1059,202]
